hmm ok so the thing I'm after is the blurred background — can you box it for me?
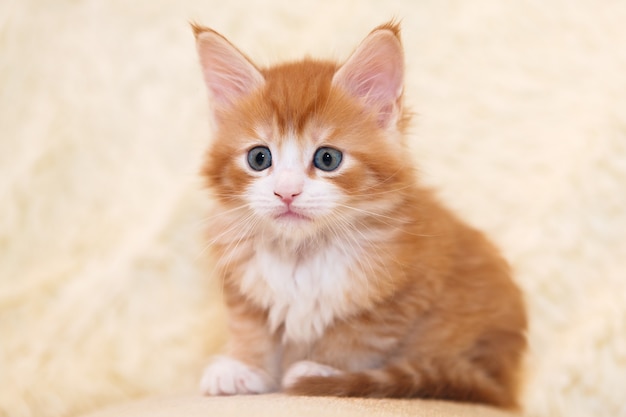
[1,1,625,416]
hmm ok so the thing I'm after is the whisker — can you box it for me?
[345,183,414,197]
[196,209,256,258]
[330,216,377,288]
[217,214,259,275]
[194,203,250,227]
[334,203,440,238]
[335,203,400,222]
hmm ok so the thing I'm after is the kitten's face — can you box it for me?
[235,126,348,238]
[195,25,411,243]
[204,76,406,242]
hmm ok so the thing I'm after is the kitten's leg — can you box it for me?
[200,297,279,395]
[281,360,342,389]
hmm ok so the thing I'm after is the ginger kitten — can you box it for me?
[193,22,527,408]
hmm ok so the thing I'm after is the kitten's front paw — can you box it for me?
[200,356,275,395]
[282,360,341,389]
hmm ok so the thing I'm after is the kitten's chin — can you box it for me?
[267,211,320,242]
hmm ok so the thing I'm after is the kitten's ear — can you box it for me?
[332,23,404,129]
[193,24,264,113]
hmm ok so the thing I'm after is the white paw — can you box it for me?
[282,360,341,389]
[200,356,275,395]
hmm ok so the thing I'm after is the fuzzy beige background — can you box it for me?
[1,1,625,417]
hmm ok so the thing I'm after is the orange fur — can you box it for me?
[194,22,527,409]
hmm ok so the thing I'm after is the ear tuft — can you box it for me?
[190,22,207,38]
[332,23,404,129]
[193,25,264,112]
[371,20,402,40]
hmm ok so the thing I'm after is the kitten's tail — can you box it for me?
[285,357,520,409]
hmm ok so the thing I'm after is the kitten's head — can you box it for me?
[194,22,415,244]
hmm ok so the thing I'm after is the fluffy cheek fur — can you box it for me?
[203,142,253,207]
[242,141,410,245]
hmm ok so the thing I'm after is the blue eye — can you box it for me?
[247,146,272,171]
[313,147,343,172]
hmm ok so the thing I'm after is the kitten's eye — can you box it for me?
[313,147,343,172]
[247,146,272,171]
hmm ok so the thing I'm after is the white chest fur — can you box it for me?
[239,240,358,344]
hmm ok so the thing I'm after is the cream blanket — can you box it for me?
[1,1,625,416]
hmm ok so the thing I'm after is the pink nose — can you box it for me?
[274,171,303,204]
[274,190,301,204]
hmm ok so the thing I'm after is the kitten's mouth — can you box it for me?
[274,209,311,222]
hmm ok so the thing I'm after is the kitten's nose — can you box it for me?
[274,190,301,204]
[274,171,303,204]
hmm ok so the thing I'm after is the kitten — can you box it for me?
[193,21,527,408]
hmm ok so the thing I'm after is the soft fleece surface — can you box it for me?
[82,395,516,417]
[1,1,625,417]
